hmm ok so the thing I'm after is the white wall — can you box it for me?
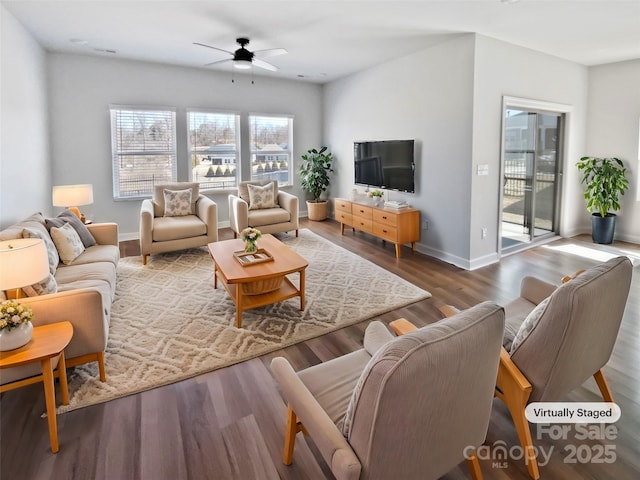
[0,5,51,229]
[471,35,589,267]
[585,60,640,243]
[47,53,323,237]
[324,34,476,264]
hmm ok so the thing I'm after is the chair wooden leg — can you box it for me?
[233,232,237,239]
[283,405,298,465]
[97,351,106,382]
[295,229,299,238]
[465,450,483,480]
[142,254,148,265]
[593,369,614,402]
[495,349,540,480]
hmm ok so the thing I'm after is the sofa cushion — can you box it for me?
[163,188,193,216]
[247,208,290,227]
[46,209,96,248]
[0,212,47,241]
[247,182,276,210]
[151,215,207,242]
[50,223,86,265]
[55,261,117,296]
[70,244,120,267]
[153,183,199,218]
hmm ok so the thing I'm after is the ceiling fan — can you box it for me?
[194,37,287,71]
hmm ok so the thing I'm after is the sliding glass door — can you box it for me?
[502,108,563,249]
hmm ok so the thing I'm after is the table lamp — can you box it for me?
[0,238,49,299]
[52,184,94,222]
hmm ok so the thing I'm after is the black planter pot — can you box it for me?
[591,213,616,244]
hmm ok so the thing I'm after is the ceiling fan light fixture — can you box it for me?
[233,60,252,70]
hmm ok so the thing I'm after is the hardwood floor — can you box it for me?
[1,218,638,479]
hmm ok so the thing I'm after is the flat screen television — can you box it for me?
[354,139,415,193]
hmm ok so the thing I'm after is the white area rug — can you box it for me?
[60,229,431,412]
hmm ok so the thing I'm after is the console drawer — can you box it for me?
[336,211,352,225]
[373,222,398,242]
[352,204,373,219]
[335,199,351,213]
[373,209,398,227]
[353,217,373,233]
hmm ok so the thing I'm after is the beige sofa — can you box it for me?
[0,212,119,385]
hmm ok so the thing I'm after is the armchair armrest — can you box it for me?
[139,199,155,253]
[228,194,249,234]
[278,190,299,218]
[196,195,218,242]
[271,357,361,480]
[520,276,556,305]
[86,222,118,246]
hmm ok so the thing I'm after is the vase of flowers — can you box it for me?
[240,227,262,253]
[368,189,384,206]
[0,300,34,351]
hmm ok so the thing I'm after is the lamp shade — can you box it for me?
[52,184,94,208]
[0,238,49,290]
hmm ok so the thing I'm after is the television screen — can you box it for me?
[354,140,415,193]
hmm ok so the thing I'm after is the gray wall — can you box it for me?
[0,5,51,229]
[324,34,476,264]
[46,54,323,238]
[585,59,640,244]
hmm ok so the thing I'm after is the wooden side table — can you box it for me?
[0,321,74,453]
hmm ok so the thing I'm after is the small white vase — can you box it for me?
[0,321,33,351]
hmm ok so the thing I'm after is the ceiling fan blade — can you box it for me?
[193,42,233,56]
[253,58,279,72]
[204,58,233,67]
[253,48,287,58]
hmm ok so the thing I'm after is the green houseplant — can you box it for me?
[576,156,629,244]
[300,146,334,221]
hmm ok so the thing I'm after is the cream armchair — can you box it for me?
[228,180,298,238]
[140,182,218,265]
[271,302,505,480]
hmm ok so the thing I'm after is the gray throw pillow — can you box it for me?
[510,296,551,354]
[46,209,96,248]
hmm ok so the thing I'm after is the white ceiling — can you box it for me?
[3,0,640,83]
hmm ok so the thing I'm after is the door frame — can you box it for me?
[499,96,573,256]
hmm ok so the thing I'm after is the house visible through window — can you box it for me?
[249,114,293,186]
[187,110,240,190]
[110,106,177,199]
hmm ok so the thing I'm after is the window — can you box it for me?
[187,110,240,190]
[110,106,177,199]
[249,114,293,185]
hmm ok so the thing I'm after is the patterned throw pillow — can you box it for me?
[50,222,85,265]
[163,188,193,217]
[510,296,551,354]
[22,227,59,274]
[247,182,276,210]
[45,209,96,248]
[22,273,57,297]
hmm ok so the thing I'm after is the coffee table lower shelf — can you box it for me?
[216,274,304,328]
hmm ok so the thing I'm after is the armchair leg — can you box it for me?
[283,405,298,465]
[233,232,237,239]
[465,450,483,480]
[495,349,539,479]
[593,369,614,402]
[295,229,298,238]
[142,254,148,265]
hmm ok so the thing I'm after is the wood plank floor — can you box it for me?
[1,218,638,479]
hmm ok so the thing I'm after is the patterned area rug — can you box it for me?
[60,229,431,412]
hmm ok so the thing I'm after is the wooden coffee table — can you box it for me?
[208,234,308,328]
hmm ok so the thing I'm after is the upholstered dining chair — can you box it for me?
[437,256,633,479]
[271,301,505,480]
[228,180,298,238]
[139,182,218,265]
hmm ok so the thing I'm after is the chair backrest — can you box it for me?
[152,182,199,217]
[511,256,632,402]
[348,301,505,480]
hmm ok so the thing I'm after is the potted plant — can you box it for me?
[300,146,334,221]
[576,156,629,244]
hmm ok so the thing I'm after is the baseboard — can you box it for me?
[414,243,499,271]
